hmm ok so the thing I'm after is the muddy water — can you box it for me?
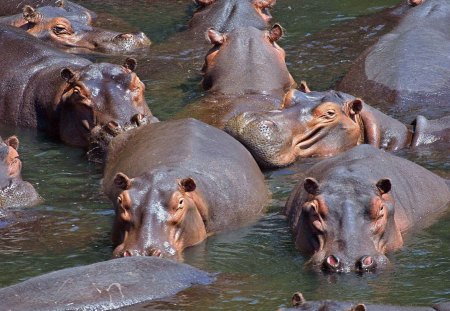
[0,0,449,310]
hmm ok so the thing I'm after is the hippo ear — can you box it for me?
[268,24,283,42]
[304,177,320,195]
[114,172,132,190]
[353,304,367,311]
[60,68,77,83]
[299,80,311,93]
[207,28,226,45]
[179,178,196,192]
[55,0,65,7]
[291,292,306,306]
[376,178,391,195]
[23,5,40,23]
[123,58,137,72]
[5,136,19,151]
[347,99,363,116]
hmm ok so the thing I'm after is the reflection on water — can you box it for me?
[0,0,449,310]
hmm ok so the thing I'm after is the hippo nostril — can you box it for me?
[148,248,162,257]
[356,255,377,272]
[123,250,132,257]
[326,255,340,268]
[118,33,134,40]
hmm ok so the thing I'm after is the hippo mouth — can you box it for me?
[295,125,327,151]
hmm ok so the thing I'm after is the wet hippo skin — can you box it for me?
[284,145,450,273]
[0,257,213,311]
[337,0,450,122]
[0,25,154,148]
[225,87,450,168]
[0,135,41,210]
[102,118,268,258]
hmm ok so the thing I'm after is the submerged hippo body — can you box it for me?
[285,145,450,273]
[0,25,153,148]
[176,24,295,128]
[0,136,41,210]
[103,118,268,258]
[0,5,150,54]
[337,0,450,121]
[225,88,450,167]
[0,257,213,310]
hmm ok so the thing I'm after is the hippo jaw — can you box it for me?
[111,174,209,259]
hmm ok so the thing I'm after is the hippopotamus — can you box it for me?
[0,0,95,24]
[189,0,275,39]
[0,136,41,210]
[284,144,450,273]
[0,257,213,310]
[175,24,296,128]
[337,0,450,122]
[102,118,268,258]
[0,25,155,148]
[0,5,151,54]
[280,292,450,311]
[225,86,450,167]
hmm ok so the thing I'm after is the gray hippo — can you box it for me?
[0,135,41,210]
[337,0,450,122]
[0,25,156,148]
[0,256,213,310]
[102,118,268,258]
[175,24,296,128]
[225,87,450,167]
[284,144,450,273]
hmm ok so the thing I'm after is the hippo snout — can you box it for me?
[113,32,151,47]
[321,254,386,273]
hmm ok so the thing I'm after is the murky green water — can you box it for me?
[0,0,449,310]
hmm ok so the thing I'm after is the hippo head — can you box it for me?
[191,0,276,32]
[225,87,364,167]
[286,175,404,273]
[111,171,209,258]
[58,58,153,147]
[202,24,296,96]
[0,136,22,189]
[18,5,150,54]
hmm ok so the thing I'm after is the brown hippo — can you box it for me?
[279,292,450,311]
[0,25,155,148]
[225,87,450,167]
[175,24,296,128]
[102,118,268,258]
[0,257,213,310]
[284,144,450,273]
[0,136,41,210]
[0,5,151,54]
[337,0,450,122]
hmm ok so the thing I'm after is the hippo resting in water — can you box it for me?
[0,136,41,210]
[337,0,450,122]
[102,118,268,258]
[175,24,296,128]
[0,257,213,310]
[279,292,450,311]
[0,4,150,54]
[225,87,450,167]
[0,25,156,148]
[284,145,450,273]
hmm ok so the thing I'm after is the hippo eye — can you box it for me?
[177,198,184,210]
[325,110,336,118]
[117,196,123,205]
[53,25,70,35]
[377,206,385,220]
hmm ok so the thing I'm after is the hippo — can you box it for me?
[0,136,41,210]
[0,5,151,54]
[337,0,450,122]
[175,24,296,128]
[279,292,450,311]
[225,86,450,167]
[0,257,213,310]
[0,25,155,148]
[284,144,450,273]
[102,118,268,258]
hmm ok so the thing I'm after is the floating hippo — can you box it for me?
[279,292,450,311]
[175,24,296,128]
[225,87,450,167]
[102,118,268,258]
[0,0,96,23]
[0,5,150,54]
[189,0,276,39]
[284,145,450,273]
[337,0,450,122]
[0,136,41,210]
[0,25,154,148]
[0,257,213,310]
